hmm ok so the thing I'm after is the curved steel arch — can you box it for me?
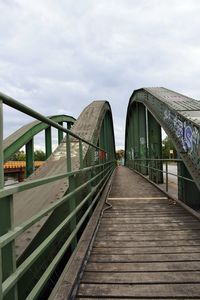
[15,100,116,298]
[125,87,200,191]
[3,114,76,161]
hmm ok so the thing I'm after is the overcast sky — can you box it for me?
[1,0,200,149]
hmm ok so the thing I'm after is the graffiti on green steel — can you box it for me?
[164,108,200,159]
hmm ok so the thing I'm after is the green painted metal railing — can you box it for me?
[128,158,193,183]
[3,114,76,162]
[0,92,116,299]
[126,158,196,199]
[3,112,75,179]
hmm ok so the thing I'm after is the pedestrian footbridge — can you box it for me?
[0,87,200,299]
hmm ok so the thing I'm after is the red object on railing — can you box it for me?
[100,150,106,160]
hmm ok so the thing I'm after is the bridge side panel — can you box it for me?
[178,162,200,208]
[125,87,200,208]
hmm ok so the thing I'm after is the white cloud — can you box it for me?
[0,0,200,147]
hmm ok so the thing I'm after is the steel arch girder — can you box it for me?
[3,115,76,161]
[125,87,200,191]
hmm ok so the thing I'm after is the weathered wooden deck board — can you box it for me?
[92,246,200,254]
[77,283,200,297]
[81,271,200,283]
[75,166,200,299]
[76,299,200,300]
[93,239,200,247]
[89,253,200,262]
[76,298,200,300]
[85,261,200,272]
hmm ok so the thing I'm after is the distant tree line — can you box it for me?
[9,150,46,161]
[116,149,124,160]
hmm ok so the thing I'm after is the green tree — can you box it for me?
[9,149,46,161]
[10,150,26,161]
[162,137,177,159]
[34,150,45,161]
[116,149,124,160]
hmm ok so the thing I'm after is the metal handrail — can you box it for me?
[2,166,113,298]
[0,92,116,299]
[127,158,195,193]
[0,91,110,153]
[0,162,113,248]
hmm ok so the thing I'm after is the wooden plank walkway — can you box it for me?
[76,166,200,299]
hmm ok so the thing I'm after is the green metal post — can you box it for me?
[106,115,110,161]
[103,115,108,162]
[130,109,135,169]
[0,101,18,299]
[133,103,139,171]
[58,122,63,144]
[148,111,163,183]
[128,119,132,168]
[87,147,93,217]
[79,140,83,169]
[138,103,148,175]
[66,133,77,250]
[26,138,34,177]
[67,122,72,130]
[166,160,168,192]
[126,110,132,168]
[99,120,105,168]
[66,133,72,172]
[45,126,52,159]
[97,141,100,166]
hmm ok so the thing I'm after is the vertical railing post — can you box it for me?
[166,160,168,192]
[156,160,159,184]
[0,100,18,299]
[66,133,71,172]
[58,122,63,144]
[67,122,72,130]
[45,126,52,159]
[79,140,83,169]
[86,146,93,217]
[0,248,2,298]
[26,138,34,177]
[66,133,77,251]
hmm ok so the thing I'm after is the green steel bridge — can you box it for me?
[0,87,200,299]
